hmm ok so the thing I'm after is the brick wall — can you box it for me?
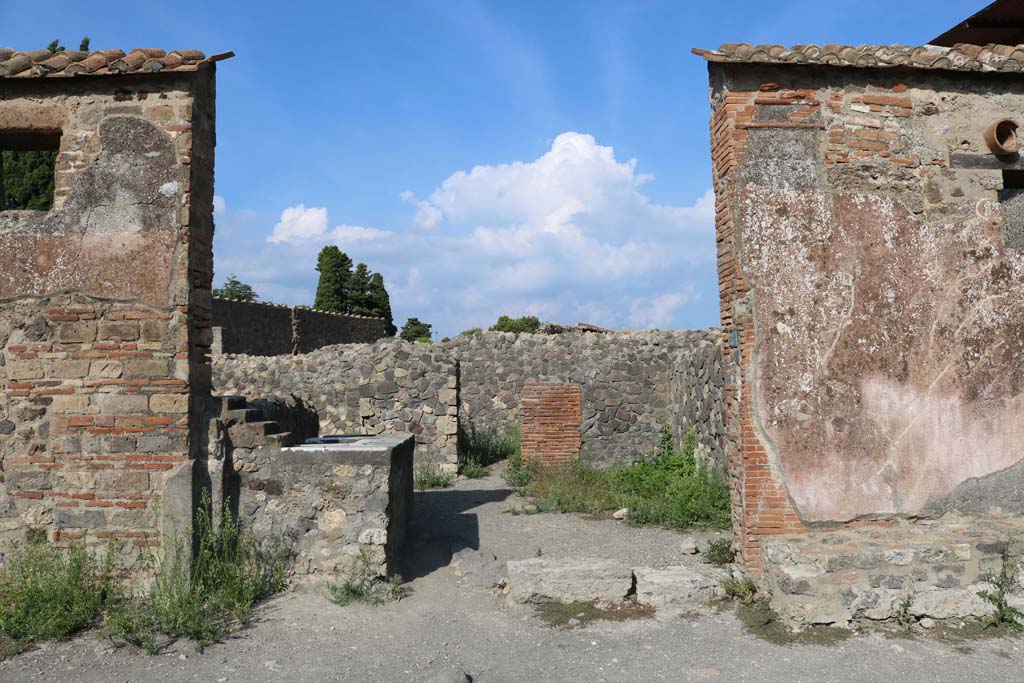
[520,382,582,467]
[708,80,805,574]
[0,68,218,564]
[704,62,1024,575]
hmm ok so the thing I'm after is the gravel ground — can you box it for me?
[1,467,1022,683]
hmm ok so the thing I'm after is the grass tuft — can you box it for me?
[460,422,520,478]
[414,464,453,490]
[330,549,409,606]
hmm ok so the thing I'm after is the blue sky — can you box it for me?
[11,1,974,336]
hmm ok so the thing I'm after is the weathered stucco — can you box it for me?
[713,65,1024,528]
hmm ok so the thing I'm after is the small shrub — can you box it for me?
[977,539,1023,630]
[721,576,757,604]
[489,315,540,334]
[330,549,408,606]
[460,328,482,336]
[705,538,735,566]
[460,461,489,479]
[0,536,114,649]
[503,448,536,489]
[414,464,453,490]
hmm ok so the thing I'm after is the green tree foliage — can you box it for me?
[213,275,259,301]
[348,263,373,316]
[1,151,56,211]
[400,318,432,342]
[313,246,353,313]
[368,273,397,336]
[489,315,541,334]
[79,37,91,51]
[1,38,92,212]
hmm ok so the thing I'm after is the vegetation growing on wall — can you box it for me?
[489,315,541,333]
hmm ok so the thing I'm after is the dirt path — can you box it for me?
[2,468,1022,682]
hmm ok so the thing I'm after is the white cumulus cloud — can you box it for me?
[331,225,395,244]
[218,132,718,336]
[267,204,329,244]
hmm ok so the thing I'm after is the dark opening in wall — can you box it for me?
[0,130,61,211]
[999,169,1024,251]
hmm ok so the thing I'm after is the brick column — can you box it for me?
[520,382,582,467]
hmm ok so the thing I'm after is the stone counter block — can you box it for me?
[236,434,414,580]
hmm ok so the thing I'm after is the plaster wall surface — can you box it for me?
[707,63,1024,563]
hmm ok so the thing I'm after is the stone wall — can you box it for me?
[762,517,1024,627]
[212,298,292,356]
[214,330,726,470]
[235,435,414,580]
[211,297,388,356]
[702,60,1024,573]
[0,67,218,562]
[213,340,459,466]
[446,330,725,468]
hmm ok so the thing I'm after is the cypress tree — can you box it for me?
[368,272,397,336]
[313,246,353,312]
[348,263,373,316]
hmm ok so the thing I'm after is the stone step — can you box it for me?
[267,432,296,447]
[223,408,265,424]
[227,420,283,449]
[212,395,248,416]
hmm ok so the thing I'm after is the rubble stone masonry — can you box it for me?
[213,330,727,471]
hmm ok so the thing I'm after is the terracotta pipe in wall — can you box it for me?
[985,118,1020,156]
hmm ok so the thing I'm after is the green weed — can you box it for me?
[460,422,520,478]
[415,464,453,490]
[108,494,288,651]
[977,539,1023,631]
[330,548,409,606]
[721,576,757,604]
[705,538,735,566]
[522,426,730,531]
[0,536,114,652]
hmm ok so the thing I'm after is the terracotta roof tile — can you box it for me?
[692,43,1024,73]
[0,48,232,78]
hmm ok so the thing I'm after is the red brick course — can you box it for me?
[520,383,582,467]
[709,78,924,574]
